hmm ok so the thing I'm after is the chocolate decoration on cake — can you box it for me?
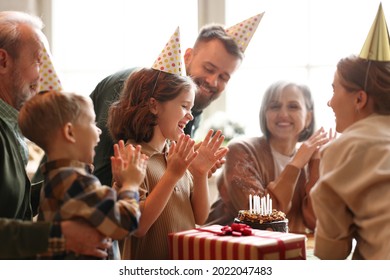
[237,194,289,232]
[234,209,289,233]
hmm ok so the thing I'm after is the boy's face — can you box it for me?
[73,101,101,164]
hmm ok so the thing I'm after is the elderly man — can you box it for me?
[0,11,110,259]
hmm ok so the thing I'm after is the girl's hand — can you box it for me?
[166,134,198,180]
[207,156,226,178]
[189,130,228,176]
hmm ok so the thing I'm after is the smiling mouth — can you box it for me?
[30,84,38,92]
[178,123,186,130]
[196,80,217,96]
[276,122,292,127]
[199,84,211,94]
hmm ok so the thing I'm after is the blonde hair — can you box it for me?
[18,91,91,151]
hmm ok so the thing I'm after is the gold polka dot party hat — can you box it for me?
[225,12,264,53]
[39,45,63,92]
[152,26,184,76]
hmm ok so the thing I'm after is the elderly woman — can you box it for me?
[206,80,330,233]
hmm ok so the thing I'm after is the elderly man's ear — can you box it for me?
[0,49,10,71]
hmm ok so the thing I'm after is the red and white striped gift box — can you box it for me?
[168,225,306,260]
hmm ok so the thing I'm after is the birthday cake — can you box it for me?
[234,209,289,233]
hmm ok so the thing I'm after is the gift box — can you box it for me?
[168,225,306,260]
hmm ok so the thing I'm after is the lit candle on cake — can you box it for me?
[249,194,252,213]
[256,195,260,214]
[266,194,270,215]
[261,196,265,215]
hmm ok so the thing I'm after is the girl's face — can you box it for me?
[73,101,101,164]
[154,88,195,141]
[266,85,311,143]
[328,71,358,133]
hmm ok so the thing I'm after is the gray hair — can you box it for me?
[259,80,315,142]
[0,11,44,58]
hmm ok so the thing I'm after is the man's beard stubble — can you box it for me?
[12,69,36,110]
[191,76,219,112]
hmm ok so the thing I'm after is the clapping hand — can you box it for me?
[189,130,229,177]
[207,156,226,178]
[111,140,148,190]
[291,127,335,168]
[166,134,198,180]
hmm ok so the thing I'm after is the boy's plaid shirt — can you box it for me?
[38,159,140,242]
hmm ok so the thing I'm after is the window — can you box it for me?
[51,0,198,95]
[223,0,384,136]
[51,0,386,137]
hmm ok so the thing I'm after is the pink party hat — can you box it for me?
[39,46,63,92]
[152,26,184,75]
[226,12,264,53]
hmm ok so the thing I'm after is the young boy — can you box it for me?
[18,90,148,259]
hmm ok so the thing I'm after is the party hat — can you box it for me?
[38,46,63,92]
[225,12,264,53]
[152,26,184,76]
[359,3,390,61]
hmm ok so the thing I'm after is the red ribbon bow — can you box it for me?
[218,223,253,236]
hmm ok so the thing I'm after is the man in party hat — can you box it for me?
[183,12,264,132]
[91,13,264,186]
[311,3,390,259]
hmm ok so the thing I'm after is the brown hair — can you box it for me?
[337,55,390,115]
[18,90,91,150]
[108,68,197,143]
[194,24,244,61]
